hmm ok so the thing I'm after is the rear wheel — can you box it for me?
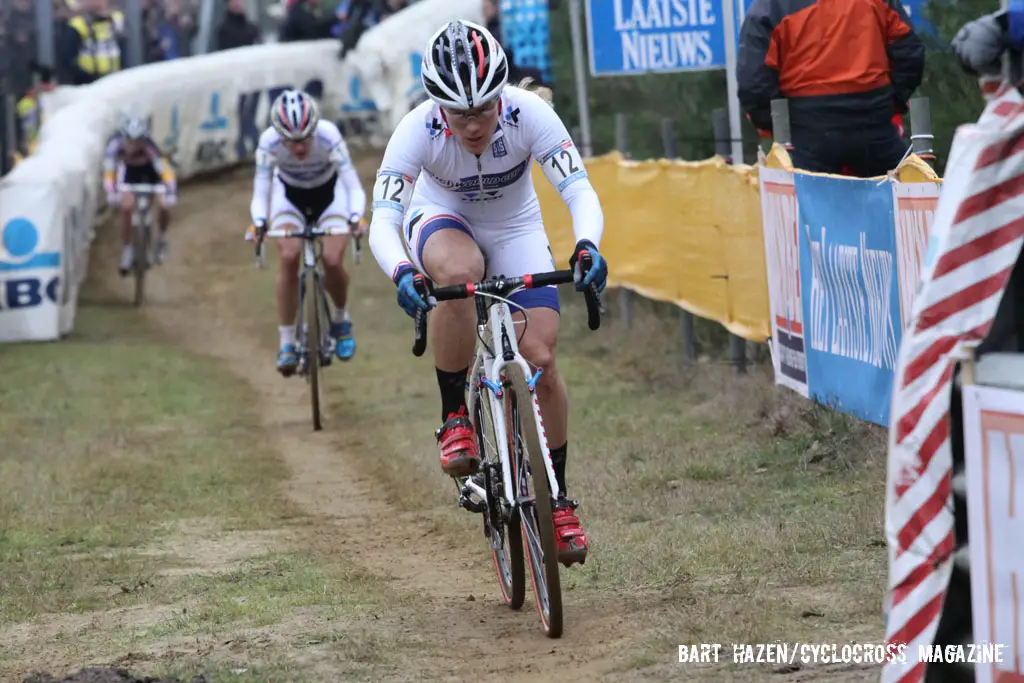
[507,377,563,638]
[132,216,149,307]
[474,387,525,609]
[305,270,323,431]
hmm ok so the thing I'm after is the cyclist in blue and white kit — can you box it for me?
[250,90,367,374]
[368,20,609,567]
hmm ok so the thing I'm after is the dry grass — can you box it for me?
[1,164,890,682]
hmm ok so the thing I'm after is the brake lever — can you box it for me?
[412,274,431,357]
[577,250,603,331]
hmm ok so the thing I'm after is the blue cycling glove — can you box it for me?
[395,269,432,319]
[570,240,608,294]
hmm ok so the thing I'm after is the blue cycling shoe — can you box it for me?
[277,344,298,377]
[332,319,356,361]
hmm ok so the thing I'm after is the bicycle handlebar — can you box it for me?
[118,183,166,194]
[411,250,603,357]
[246,222,361,268]
[260,225,352,240]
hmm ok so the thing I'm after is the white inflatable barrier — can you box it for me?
[0,0,481,343]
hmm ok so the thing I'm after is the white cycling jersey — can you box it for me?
[249,119,366,225]
[368,85,604,281]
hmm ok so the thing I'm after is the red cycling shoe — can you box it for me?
[553,497,588,567]
[435,406,480,477]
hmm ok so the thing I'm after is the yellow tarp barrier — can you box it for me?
[535,152,770,341]
[536,147,940,343]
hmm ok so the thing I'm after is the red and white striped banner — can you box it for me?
[884,81,1024,683]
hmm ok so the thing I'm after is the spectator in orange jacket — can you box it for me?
[737,0,925,177]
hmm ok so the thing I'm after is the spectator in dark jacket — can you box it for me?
[337,0,408,56]
[217,0,261,50]
[737,0,925,177]
[279,0,336,42]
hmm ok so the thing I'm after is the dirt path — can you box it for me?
[57,156,889,683]
[81,159,649,682]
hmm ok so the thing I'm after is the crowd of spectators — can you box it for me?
[1,0,545,174]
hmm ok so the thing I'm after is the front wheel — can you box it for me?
[507,379,563,638]
[132,218,150,307]
[474,387,525,609]
[304,270,323,431]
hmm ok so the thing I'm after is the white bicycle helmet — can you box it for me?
[119,114,148,141]
[270,89,319,141]
[421,20,509,110]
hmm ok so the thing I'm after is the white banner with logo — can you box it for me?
[0,0,482,343]
[962,382,1024,683]
[758,165,809,397]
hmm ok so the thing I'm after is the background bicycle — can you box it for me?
[117,182,166,307]
[248,219,358,431]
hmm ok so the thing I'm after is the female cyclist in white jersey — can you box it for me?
[250,90,367,375]
[367,20,609,567]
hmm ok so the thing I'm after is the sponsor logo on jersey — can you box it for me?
[424,158,530,202]
[504,104,521,128]
[492,137,508,158]
[426,117,446,140]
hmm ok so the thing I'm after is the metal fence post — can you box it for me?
[663,118,697,362]
[124,0,144,67]
[713,108,748,374]
[712,108,731,163]
[34,0,56,69]
[908,97,935,167]
[615,112,633,330]
[770,99,792,150]
[661,118,676,159]
[3,95,17,175]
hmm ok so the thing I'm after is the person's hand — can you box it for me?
[569,240,608,294]
[395,269,432,319]
[247,218,267,241]
[348,214,364,236]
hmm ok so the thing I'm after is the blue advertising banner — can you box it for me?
[501,0,553,85]
[795,174,901,426]
[585,0,731,74]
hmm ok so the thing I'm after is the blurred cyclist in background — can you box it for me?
[103,113,177,274]
[249,89,367,374]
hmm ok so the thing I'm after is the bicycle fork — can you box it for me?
[294,243,335,374]
[458,357,561,527]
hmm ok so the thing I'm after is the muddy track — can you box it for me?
[81,158,649,682]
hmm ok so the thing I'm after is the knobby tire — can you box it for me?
[475,388,525,609]
[306,270,323,431]
[509,383,563,638]
[132,217,149,308]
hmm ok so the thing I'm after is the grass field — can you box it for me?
[0,165,890,682]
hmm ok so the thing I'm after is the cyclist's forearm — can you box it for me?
[368,216,412,282]
[250,172,272,225]
[338,165,366,219]
[564,186,604,250]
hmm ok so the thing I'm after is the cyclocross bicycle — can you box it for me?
[410,252,602,638]
[251,220,360,431]
[118,182,165,307]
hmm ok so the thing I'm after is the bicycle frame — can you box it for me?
[119,183,165,232]
[464,295,561,513]
[257,222,347,374]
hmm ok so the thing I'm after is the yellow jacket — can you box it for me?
[16,95,41,156]
[68,11,124,76]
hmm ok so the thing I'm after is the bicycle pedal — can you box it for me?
[458,496,486,514]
